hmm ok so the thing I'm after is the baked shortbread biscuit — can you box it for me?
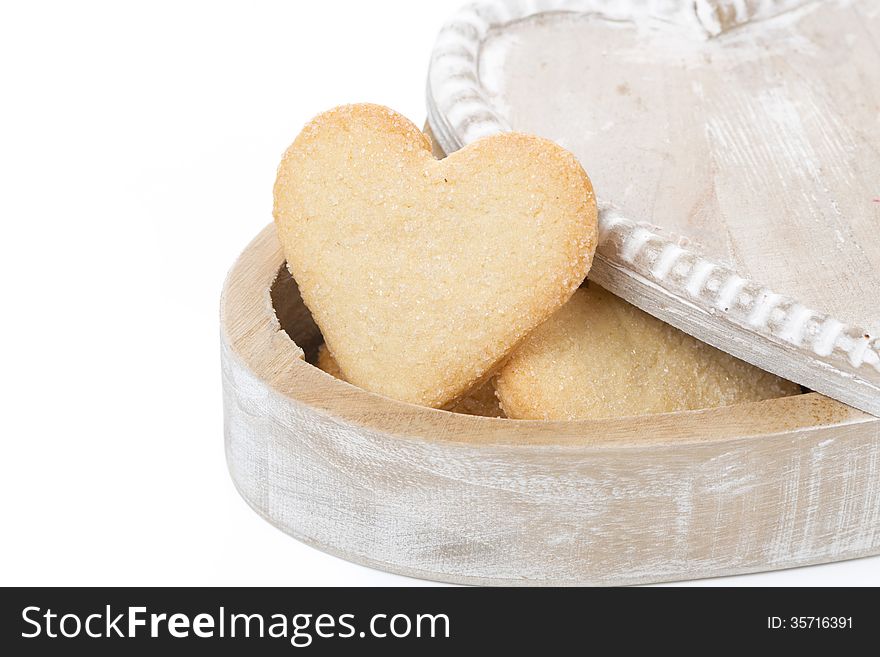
[495,284,801,420]
[316,344,504,418]
[274,104,597,408]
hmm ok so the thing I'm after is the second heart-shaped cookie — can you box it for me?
[274,104,597,408]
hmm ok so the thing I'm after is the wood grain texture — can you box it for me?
[221,226,880,585]
[426,0,880,416]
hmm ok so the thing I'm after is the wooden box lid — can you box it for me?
[427,0,880,416]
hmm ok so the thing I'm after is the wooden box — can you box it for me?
[221,0,880,585]
[221,227,880,585]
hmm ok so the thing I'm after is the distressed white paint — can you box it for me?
[220,226,880,586]
[426,0,880,416]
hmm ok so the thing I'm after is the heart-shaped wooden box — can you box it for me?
[221,226,880,585]
[428,0,880,416]
[222,0,880,585]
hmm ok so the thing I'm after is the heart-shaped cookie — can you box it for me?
[274,104,597,407]
[316,344,504,418]
[495,284,801,420]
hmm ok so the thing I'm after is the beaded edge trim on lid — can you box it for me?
[426,0,880,416]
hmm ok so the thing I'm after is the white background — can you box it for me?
[1,0,876,586]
